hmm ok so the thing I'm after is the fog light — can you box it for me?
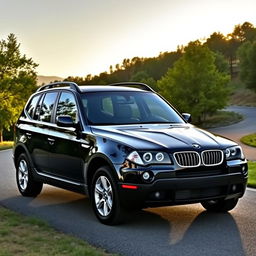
[242,166,246,171]
[155,191,161,198]
[232,184,237,192]
[142,171,150,180]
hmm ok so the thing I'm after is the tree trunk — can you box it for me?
[0,129,3,143]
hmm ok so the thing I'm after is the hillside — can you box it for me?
[37,75,63,86]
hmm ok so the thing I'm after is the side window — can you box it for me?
[39,92,58,122]
[34,94,44,121]
[25,94,41,119]
[56,92,78,122]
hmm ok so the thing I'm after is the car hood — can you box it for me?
[90,124,236,152]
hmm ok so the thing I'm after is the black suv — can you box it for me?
[14,82,248,224]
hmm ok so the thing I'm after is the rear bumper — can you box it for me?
[118,163,247,208]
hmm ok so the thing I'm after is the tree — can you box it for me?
[157,41,230,122]
[205,32,228,55]
[0,34,38,142]
[237,41,256,92]
[130,71,157,91]
[232,22,256,42]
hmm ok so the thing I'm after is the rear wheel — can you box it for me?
[16,153,43,197]
[91,166,125,225]
[201,198,238,212]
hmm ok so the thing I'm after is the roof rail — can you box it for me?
[36,81,81,93]
[108,82,155,92]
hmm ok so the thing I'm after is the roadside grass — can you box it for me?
[241,133,256,147]
[0,141,13,151]
[248,161,256,188]
[0,206,111,256]
[196,111,243,129]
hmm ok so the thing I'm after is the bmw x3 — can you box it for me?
[13,82,248,224]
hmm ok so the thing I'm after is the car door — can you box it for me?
[32,91,59,173]
[47,91,87,182]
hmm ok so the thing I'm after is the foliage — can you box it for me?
[232,22,256,42]
[0,141,13,151]
[65,51,182,88]
[0,34,38,142]
[157,41,230,122]
[237,41,256,92]
[63,21,256,90]
[240,133,256,147]
[130,71,157,91]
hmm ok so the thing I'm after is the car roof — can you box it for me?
[78,85,147,93]
[36,82,154,94]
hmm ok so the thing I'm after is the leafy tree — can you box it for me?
[205,32,228,55]
[214,51,229,73]
[157,41,230,122]
[0,34,38,142]
[232,22,256,42]
[237,41,256,92]
[130,71,157,91]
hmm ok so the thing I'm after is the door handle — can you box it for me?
[47,138,55,145]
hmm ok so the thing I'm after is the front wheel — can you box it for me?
[16,153,43,197]
[201,198,238,212]
[91,166,125,225]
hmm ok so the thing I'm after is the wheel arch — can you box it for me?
[85,153,119,197]
[13,144,34,168]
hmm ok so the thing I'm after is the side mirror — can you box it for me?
[56,115,75,127]
[182,113,192,123]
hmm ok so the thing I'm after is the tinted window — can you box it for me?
[39,92,58,122]
[82,91,184,125]
[26,94,40,119]
[34,94,44,121]
[56,92,78,122]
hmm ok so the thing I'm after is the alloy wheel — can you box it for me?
[94,176,113,217]
[18,159,29,191]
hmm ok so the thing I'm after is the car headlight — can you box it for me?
[225,146,245,160]
[127,151,171,166]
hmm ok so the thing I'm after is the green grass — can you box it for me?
[0,206,111,256]
[248,161,256,188]
[0,141,13,151]
[197,111,243,129]
[241,133,256,147]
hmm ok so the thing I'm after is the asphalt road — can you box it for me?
[209,106,256,161]
[0,149,255,256]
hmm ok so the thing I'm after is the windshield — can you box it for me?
[81,91,185,125]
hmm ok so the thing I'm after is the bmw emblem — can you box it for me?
[192,144,201,149]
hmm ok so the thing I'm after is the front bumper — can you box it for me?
[117,159,248,208]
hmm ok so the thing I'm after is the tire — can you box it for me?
[91,166,125,225]
[201,198,238,212]
[16,153,43,197]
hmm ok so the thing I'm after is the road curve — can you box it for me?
[0,150,255,256]
[209,106,256,161]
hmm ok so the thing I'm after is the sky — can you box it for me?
[1,0,256,78]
